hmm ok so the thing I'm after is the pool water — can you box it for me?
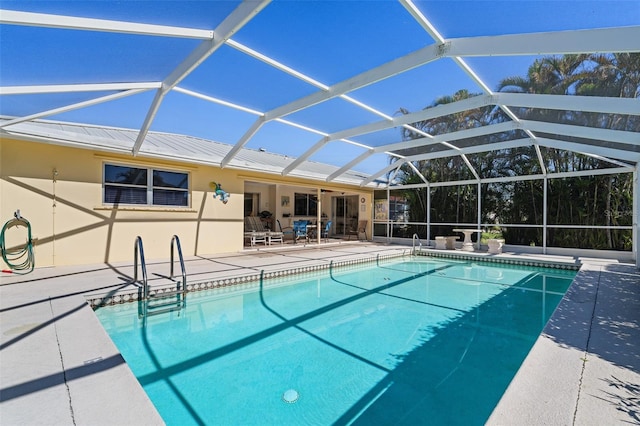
[95,258,576,425]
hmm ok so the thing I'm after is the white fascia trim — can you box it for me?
[0,9,214,39]
[0,82,161,95]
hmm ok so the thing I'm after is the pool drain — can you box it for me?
[282,389,299,404]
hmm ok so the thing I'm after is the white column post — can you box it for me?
[317,188,322,244]
[426,183,431,245]
[477,181,482,250]
[634,165,639,268]
[543,176,548,255]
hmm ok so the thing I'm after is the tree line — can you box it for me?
[390,53,639,250]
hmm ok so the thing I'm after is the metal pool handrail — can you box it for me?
[412,233,422,255]
[170,234,187,293]
[133,236,149,299]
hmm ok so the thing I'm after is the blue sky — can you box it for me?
[1,0,638,174]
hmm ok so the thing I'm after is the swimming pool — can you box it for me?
[95,257,576,425]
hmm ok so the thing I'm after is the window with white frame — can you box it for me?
[294,193,317,216]
[103,164,189,207]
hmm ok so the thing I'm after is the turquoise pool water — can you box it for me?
[95,258,576,425]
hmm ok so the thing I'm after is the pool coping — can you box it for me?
[85,248,581,309]
[85,251,406,308]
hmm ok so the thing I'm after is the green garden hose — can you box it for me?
[1,211,35,274]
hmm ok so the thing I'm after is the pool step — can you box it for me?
[140,289,187,317]
[145,304,184,316]
[149,288,185,300]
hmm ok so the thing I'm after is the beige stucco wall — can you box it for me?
[1,138,245,267]
[1,137,373,268]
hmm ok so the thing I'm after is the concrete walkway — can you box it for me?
[489,260,640,425]
[1,243,639,425]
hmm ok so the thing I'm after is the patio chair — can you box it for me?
[277,219,295,242]
[321,220,332,242]
[245,216,283,245]
[252,216,284,245]
[292,220,309,244]
[268,229,283,244]
[348,220,368,241]
[244,217,268,246]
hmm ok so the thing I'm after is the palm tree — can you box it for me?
[388,54,635,250]
[497,53,634,249]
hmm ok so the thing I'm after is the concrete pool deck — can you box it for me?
[1,242,639,425]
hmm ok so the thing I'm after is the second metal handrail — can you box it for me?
[134,236,149,299]
[170,234,187,293]
[412,233,422,255]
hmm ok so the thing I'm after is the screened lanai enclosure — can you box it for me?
[1,1,639,259]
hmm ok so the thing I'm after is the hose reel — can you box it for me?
[1,210,35,274]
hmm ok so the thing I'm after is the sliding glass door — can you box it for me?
[332,195,358,236]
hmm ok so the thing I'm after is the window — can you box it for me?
[103,164,189,207]
[294,193,317,216]
[244,193,260,216]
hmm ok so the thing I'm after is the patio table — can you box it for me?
[452,229,483,252]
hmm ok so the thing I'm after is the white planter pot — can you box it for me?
[487,239,505,254]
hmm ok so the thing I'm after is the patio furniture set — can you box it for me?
[244,217,370,247]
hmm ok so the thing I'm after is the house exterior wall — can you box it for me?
[1,137,373,268]
[1,138,244,267]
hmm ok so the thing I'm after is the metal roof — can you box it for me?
[1,1,639,188]
[0,117,374,186]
